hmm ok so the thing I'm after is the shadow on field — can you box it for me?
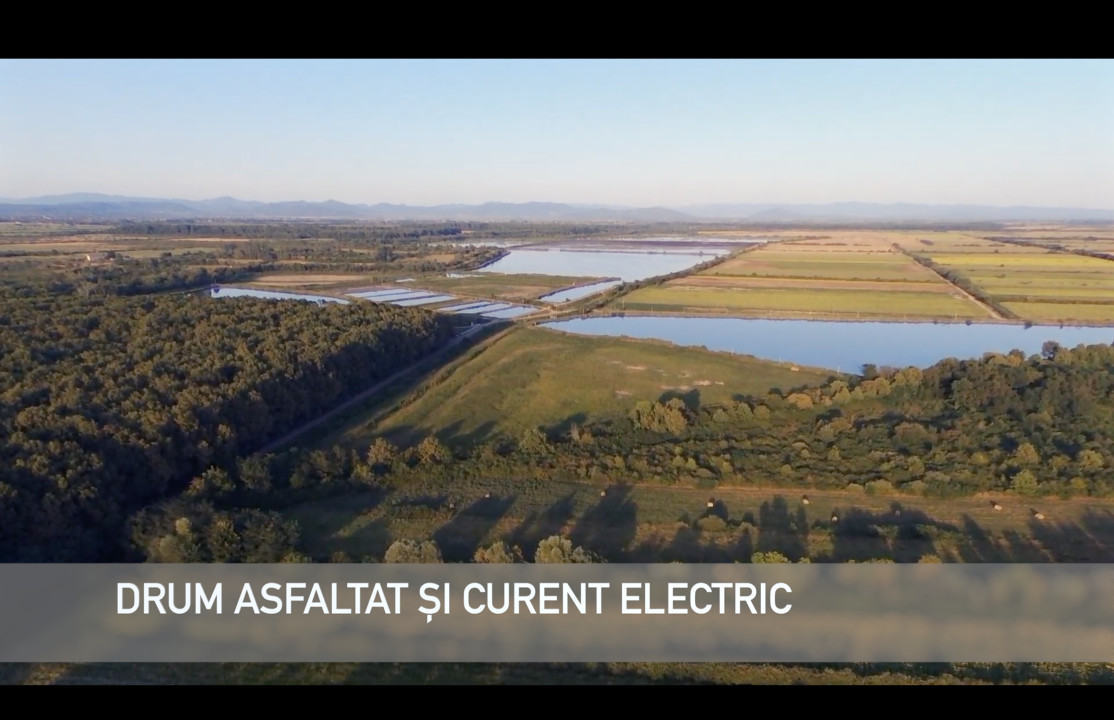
[334,518,393,562]
[507,493,578,561]
[1025,508,1114,562]
[292,489,392,560]
[658,388,701,413]
[618,496,967,564]
[829,506,949,563]
[546,412,589,442]
[433,494,517,562]
[755,496,808,561]
[570,484,638,560]
[434,419,499,452]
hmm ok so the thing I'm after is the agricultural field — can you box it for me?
[319,326,837,455]
[248,273,379,290]
[613,234,993,321]
[894,232,1114,324]
[612,285,987,319]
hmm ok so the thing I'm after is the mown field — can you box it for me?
[894,232,1114,324]
[611,234,993,321]
[613,285,987,319]
[318,326,836,455]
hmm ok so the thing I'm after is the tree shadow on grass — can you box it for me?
[756,496,807,561]
[506,493,578,560]
[658,388,702,413]
[570,483,638,561]
[828,506,950,563]
[433,494,517,562]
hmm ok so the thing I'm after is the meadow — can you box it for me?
[285,475,1114,566]
[318,325,836,454]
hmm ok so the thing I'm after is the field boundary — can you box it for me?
[890,244,1010,321]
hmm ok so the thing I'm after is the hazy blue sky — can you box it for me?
[2,59,1112,208]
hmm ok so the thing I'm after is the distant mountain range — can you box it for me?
[1,193,1113,223]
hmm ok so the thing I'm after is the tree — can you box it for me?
[518,427,551,455]
[534,535,599,563]
[751,551,791,563]
[473,541,524,563]
[1011,469,1039,496]
[366,437,398,469]
[1012,442,1040,466]
[384,539,443,563]
[416,436,451,465]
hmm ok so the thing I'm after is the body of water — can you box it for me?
[483,306,538,319]
[477,249,728,283]
[541,316,1114,373]
[391,294,458,307]
[348,289,432,300]
[211,287,349,305]
[539,279,624,303]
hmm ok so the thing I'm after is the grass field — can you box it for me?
[709,252,938,282]
[903,241,1114,323]
[286,472,1114,565]
[320,326,836,455]
[1000,302,1114,323]
[604,234,994,321]
[614,286,987,319]
[250,273,374,289]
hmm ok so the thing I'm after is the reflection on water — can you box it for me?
[540,280,624,303]
[477,249,728,282]
[211,287,349,305]
[542,316,1114,373]
[391,294,458,307]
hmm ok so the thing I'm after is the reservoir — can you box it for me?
[477,248,730,283]
[541,316,1114,373]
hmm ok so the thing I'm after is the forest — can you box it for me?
[0,293,455,561]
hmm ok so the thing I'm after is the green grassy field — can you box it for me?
[613,286,987,319]
[708,250,933,282]
[1000,302,1114,323]
[286,470,1114,565]
[926,252,1113,269]
[319,326,836,455]
[909,246,1114,322]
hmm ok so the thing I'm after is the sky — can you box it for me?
[2,59,1112,209]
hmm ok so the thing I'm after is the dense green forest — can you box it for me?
[0,294,455,561]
